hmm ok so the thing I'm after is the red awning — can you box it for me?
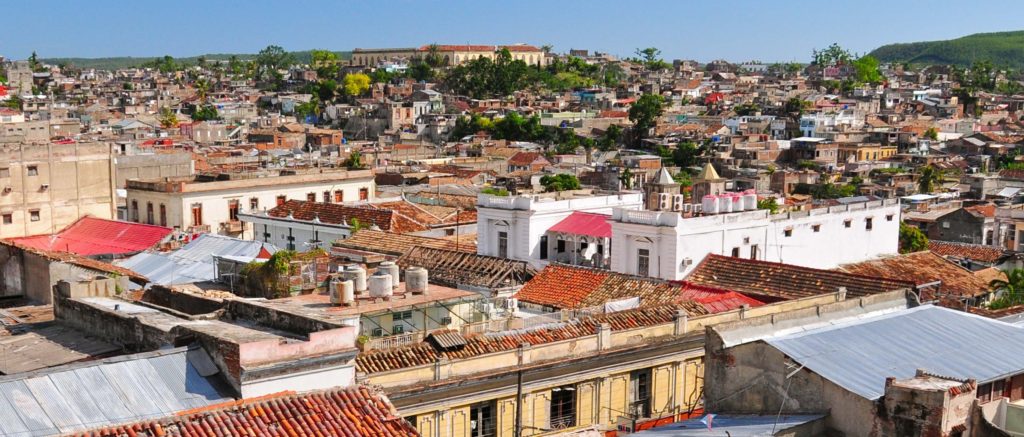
[547,212,612,238]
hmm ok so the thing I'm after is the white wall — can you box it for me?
[611,200,901,280]
[241,213,351,251]
[240,365,355,398]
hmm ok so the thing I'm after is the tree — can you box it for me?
[852,55,883,85]
[619,167,634,189]
[255,45,294,81]
[671,140,700,168]
[409,62,434,82]
[344,150,366,169]
[2,95,21,110]
[342,73,371,97]
[597,124,623,151]
[192,104,220,121]
[917,165,942,194]
[634,47,669,71]
[811,43,852,66]
[733,102,761,116]
[989,269,1024,309]
[673,171,692,188]
[194,78,210,103]
[899,222,928,254]
[628,94,664,143]
[784,97,810,116]
[423,44,445,68]
[28,51,44,72]
[540,174,580,192]
[310,49,340,79]
[757,197,779,214]
[158,107,178,128]
[924,127,939,141]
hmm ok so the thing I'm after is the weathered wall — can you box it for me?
[224,299,342,334]
[53,286,174,351]
[141,285,224,315]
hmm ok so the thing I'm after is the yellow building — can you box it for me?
[357,292,851,436]
[837,143,898,162]
[352,44,547,68]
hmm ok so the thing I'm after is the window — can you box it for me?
[404,416,417,430]
[638,248,650,277]
[249,197,259,211]
[731,247,740,257]
[130,200,139,222]
[146,202,154,225]
[228,199,240,222]
[550,385,577,429]
[995,379,1006,400]
[29,210,40,222]
[323,191,331,203]
[886,214,894,222]
[557,239,566,253]
[941,221,950,229]
[750,244,759,260]
[1,214,11,224]
[276,195,287,206]
[191,203,203,226]
[392,310,413,321]
[469,401,497,437]
[979,383,993,403]
[630,369,652,419]
[359,187,369,200]
[844,219,852,228]
[865,217,873,230]
[26,165,37,176]
[812,224,821,232]
[334,190,344,203]
[540,235,548,260]
[159,204,167,227]
[497,231,508,258]
[306,192,316,202]
[784,228,793,237]
[0,168,8,178]
[392,324,405,335]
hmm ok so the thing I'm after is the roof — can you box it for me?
[8,217,172,256]
[686,255,914,302]
[0,346,232,436]
[0,323,119,374]
[840,251,994,300]
[547,211,612,238]
[116,234,275,286]
[395,246,536,289]
[676,282,766,314]
[695,163,721,181]
[507,151,549,167]
[516,264,707,311]
[653,167,676,185]
[73,386,416,437]
[267,199,398,230]
[0,240,147,283]
[333,229,475,257]
[764,305,1024,400]
[927,240,1008,264]
[634,414,825,436]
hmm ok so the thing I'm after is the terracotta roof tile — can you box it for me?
[686,254,914,302]
[334,229,475,256]
[0,239,147,282]
[268,200,399,231]
[927,240,1008,264]
[73,386,417,437]
[840,251,994,300]
[507,151,549,167]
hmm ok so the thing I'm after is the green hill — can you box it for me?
[41,50,350,70]
[869,30,1024,69]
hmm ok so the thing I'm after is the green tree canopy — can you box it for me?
[540,174,581,192]
[255,45,294,81]
[310,49,340,79]
[989,269,1024,309]
[852,55,883,85]
[628,94,665,143]
[899,222,928,254]
[342,73,371,97]
[671,140,701,168]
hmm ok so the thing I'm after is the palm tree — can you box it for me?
[917,165,942,194]
[989,268,1024,308]
[195,78,210,103]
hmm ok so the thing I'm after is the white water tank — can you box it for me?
[406,267,428,295]
[368,271,393,298]
[329,279,341,305]
[743,193,757,211]
[731,194,744,211]
[343,265,367,294]
[719,195,732,213]
[379,261,400,289]
[340,280,354,306]
[702,195,719,214]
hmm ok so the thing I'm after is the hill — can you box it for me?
[41,50,350,70]
[869,30,1024,69]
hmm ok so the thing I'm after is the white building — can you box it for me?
[476,193,644,268]
[799,109,865,137]
[610,198,901,280]
[125,169,375,239]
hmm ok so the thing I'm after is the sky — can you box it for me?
[5,0,1024,62]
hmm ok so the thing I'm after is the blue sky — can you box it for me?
[7,0,1024,62]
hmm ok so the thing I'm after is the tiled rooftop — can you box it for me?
[840,251,996,300]
[927,240,1008,264]
[333,229,476,256]
[686,254,914,302]
[73,386,417,437]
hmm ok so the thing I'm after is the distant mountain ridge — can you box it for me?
[869,30,1024,68]
[41,50,351,70]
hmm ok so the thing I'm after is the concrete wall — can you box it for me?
[225,299,343,334]
[140,285,224,315]
[114,152,193,190]
[0,244,129,303]
[53,289,175,351]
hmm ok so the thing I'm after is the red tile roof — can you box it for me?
[73,386,417,437]
[840,251,994,300]
[0,239,147,282]
[675,282,766,314]
[927,240,1008,264]
[268,200,434,234]
[515,264,706,310]
[686,254,914,302]
[547,212,612,238]
[8,216,172,256]
[507,151,549,167]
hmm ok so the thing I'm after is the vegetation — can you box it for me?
[448,111,548,142]
[344,150,366,169]
[540,174,581,192]
[445,48,534,98]
[673,171,692,188]
[793,182,858,199]
[671,140,701,168]
[870,30,1024,69]
[811,43,853,67]
[628,94,664,144]
[2,95,21,110]
[634,47,670,71]
[989,269,1024,310]
[191,104,220,121]
[924,127,939,141]
[596,124,623,151]
[899,222,929,254]
[158,107,178,128]
[481,187,510,196]
[42,50,350,71]
[342,73,371,97]
[917,165,942,194]
[757,197,779,214]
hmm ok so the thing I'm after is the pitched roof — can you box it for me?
[695,163,721,181]
[396,246,536,289]
[676,282,766,314]
[515,264,705,310]
[334,229,475,256]
[8,216,172,256]
[927,240,1008,264]
[268,199,399,231]
[840,251,994,300]
[73,386,417,437]
[686,254,914,302]
[547,212,613,238]
[507,151,549,166]
[0,239,147,282]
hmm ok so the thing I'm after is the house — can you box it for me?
[6,216,172,259]
[840,251,999,304]
[506,151,550,172]
[0,239,147,303]
[115,233,274,286]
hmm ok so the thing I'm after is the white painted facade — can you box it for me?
[610,199,901,280]
[476,193,644,268]
[238,212,354,252]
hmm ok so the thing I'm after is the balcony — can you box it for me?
[188,224,211,234]
[221,220,244,234]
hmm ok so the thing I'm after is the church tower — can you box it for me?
[645,167,680,211]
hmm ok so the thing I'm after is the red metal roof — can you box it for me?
[9,216,172,256]
[676,282,765,314]
[547,212,612,238]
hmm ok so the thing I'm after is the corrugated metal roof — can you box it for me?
[0,346,232,436]
[116,234,276,286]
[765,305,1024,400]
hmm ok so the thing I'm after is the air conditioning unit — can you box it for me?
[392,325,405,335]
[371,328,384,337]
[658,193,671,210]
[681,258,693,267]
[440,317,452,325]
[672,194,685,211]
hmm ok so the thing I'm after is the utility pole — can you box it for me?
[514,368,523,437]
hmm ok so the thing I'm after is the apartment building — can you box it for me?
[0,142,117,239]
[124,168,375,239]
[352,44,547,67]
